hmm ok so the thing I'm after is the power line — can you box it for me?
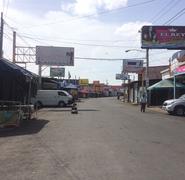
[4,0,10,17]
[75,57,145,61]
[4,20,15,31]
[75,57,123,61]
[4,21,140,47]
[163,7,185,25]
[20,34,139,48]
[151,0,180,24]
[167,11,185,24]
[4,33,13,41]
[150,0,173,23]
[2,0,5,12]
[19,32,137,43]
[20,0,157,29]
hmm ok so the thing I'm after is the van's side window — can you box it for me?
[58,91,66,96]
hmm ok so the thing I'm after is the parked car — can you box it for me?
[31,90,74,109]
[162,94,185,116]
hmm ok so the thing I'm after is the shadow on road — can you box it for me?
[0,118,49,137]
[47,109,100,112]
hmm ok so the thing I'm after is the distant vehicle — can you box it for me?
[162,94,185,116]
[31,90,74,108]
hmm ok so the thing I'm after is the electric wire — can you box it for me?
[75,57,145,61]
[163,7,185,25]
[4,21,140,47]
[19,32,137,43]
[150,0,173,23]
[4,33,12,41]
[20,34,139,48]
[21,0,157,29]
[75,57,122,61]
[4,0,10,17]
[151,0,180,24]
[2,0,5,12]
[167,11,185,24]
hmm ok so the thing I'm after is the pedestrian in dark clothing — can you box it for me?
[140,94,147,112]
[117,92,120,100]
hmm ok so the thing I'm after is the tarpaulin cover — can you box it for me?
[0,58,38,103]
[147,79,185,90]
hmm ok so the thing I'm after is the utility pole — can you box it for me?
[145,48,149,106]
[38,64,42,89]
[145,48,149,89]
[0,12,4,59]
[13,31,16,63]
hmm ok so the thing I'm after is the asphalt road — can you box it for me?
[0,97,185,180]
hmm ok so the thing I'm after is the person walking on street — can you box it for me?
[117,91,120,100]
[140,94,147,112]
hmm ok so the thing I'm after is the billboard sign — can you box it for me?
[116,73,129,80]
[36,46,74,66]
[174,65,185,75]
[116,74,121,80]
[50,67,65,77]
[93,81,100,85]
[79,79,89,86]
[122,59,143,73]
[141,26,185,49]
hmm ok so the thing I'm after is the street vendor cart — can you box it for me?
[0,101,23,128]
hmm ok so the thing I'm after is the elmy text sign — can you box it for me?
[141,26,185,49]
[36,46,74,66]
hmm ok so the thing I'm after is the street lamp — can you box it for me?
[125,48,150,102]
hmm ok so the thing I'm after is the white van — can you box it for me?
[31,90,73,108]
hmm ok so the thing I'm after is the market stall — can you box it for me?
[0,58,38,127]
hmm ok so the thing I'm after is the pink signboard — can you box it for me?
[141,26,185,49]
[175,65,185,74]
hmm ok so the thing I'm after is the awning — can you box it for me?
[65,83,78,89]
[0,58,38,103]
[147,79,185,91]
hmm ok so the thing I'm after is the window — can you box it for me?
[58,91,66,96]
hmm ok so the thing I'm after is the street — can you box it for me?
[0,97,185,180]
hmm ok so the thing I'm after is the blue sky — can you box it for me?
[1,0,185,85]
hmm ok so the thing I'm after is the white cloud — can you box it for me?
[62,0,128,16]
[115,21,151,38]
[102,0,128,10]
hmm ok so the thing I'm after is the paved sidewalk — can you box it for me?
[147,106,165,114]
[120,100,166,114]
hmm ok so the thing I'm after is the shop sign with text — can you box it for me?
[141,26,185,49]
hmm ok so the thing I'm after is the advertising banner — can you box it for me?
[116,74,121,80]
[36,46,74,66]
[50,67,65,77]
[122,59,143,73]
[93,81,100,85]
[79,79,89,86]
[141,26,185,49]
[116,73,129,80]
[174,65,185,75]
